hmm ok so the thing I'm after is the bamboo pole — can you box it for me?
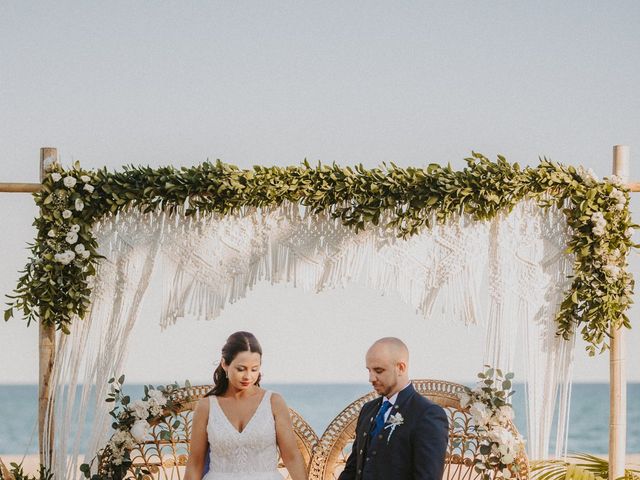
[609,145,628,480]
[38,147,58,467]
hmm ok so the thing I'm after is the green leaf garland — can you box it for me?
[4,153,636,354]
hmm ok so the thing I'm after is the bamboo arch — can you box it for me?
[0,146,635,480]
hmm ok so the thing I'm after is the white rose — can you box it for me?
[47,229,56,238]
[131,399,149,420]
[496,405,514,423]
[70,224,80,233]
[458,391,471,408]
[63,176,77,188]
[608,174,622,186]
[488,426,513,446]
[502,468,512,479]
[81,250,90,259]
[51,172,62,182]
[603,264,621,279]
[111,429,134,447]
[54,250,75,265]
[148,389,167,406]
[502,454,515,465]
[66,232,78,244]
[62,209,73,219]
[74,243,85,254]
[130,420,150,442]
[75,198,84,211]
[81,175,91,183]
[149,402,162,417]
[470,402,491,426]
[83,184,95,193]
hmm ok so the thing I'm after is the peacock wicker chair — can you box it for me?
[307,379,529,480]
[123,384,319,480]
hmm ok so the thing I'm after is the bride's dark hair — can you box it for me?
[206,331,263,397]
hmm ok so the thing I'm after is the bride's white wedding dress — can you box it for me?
[202,391,282,480]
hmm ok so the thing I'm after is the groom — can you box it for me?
[339,337,449,480]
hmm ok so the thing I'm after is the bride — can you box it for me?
[184,331,307,480]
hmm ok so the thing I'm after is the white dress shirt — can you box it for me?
[381,382,412,422]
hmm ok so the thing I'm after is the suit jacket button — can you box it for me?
[359,449,363,454]
[378,434,383,439]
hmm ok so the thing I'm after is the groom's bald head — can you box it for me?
[366,337,410,397]
[368,337,409,364]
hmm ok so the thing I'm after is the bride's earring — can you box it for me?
[225,370,229,379]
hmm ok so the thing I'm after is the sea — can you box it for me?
[0,383,638,455]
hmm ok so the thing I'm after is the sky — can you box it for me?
[1,2,640,385]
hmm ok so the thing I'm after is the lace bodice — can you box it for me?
[203,391,282,480]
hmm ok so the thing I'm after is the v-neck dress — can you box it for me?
[203,391,281,480]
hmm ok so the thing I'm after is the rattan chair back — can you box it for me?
[125,380,528,480]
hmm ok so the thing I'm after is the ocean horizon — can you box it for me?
[1,382,638,455]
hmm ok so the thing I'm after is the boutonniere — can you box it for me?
[383,412,404,442]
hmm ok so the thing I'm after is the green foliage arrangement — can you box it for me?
[79,375,191,480]
[4,154,636,354]
[458,366,525,480]
[0,463,52,480]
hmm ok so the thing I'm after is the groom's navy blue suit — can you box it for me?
[338,384,449,480]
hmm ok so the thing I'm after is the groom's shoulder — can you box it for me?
[409,391,446,416]
[359,397,380,414]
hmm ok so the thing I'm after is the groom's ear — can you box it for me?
[396,361,407,375]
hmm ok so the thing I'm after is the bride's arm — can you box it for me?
[272,393,308,480]
[184,398,209,480]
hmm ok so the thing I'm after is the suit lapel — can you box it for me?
[380,384,415,443]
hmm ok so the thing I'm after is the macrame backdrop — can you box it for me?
[45,201,575,478]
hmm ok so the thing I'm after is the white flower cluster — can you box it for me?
[459,371,525,479]
[607,174,623,186]
[106,388,169,466]
[610,188,627,211]
[47,169,95,266]
[108,429,136,466]
[576,166,599,183]
[591,212,607,237]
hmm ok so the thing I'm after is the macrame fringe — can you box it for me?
[45,200,576,477]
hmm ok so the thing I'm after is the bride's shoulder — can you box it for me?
[194,396,212,414]
[266,391,288,413]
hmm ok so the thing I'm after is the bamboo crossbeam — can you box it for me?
[0,182,42,192]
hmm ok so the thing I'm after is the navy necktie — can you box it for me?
[370,400,393,439]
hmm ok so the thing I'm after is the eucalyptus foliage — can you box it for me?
[4,154,636,354]
[79,376,191,480]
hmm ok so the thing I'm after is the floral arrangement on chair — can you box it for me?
[80,375,191,480]
[458,366,526,480]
